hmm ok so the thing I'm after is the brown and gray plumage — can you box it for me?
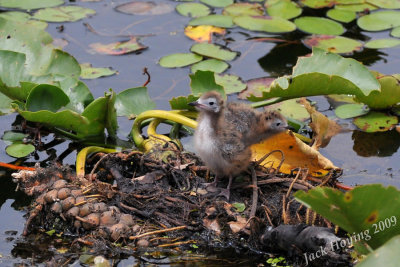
[189,91,288,200]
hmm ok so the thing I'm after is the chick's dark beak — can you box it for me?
[188,101,198,107]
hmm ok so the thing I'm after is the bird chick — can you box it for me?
[189,91,288,200]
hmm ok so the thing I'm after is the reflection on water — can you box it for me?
[352,130,400,157]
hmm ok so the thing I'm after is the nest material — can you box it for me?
[12,145,348,265]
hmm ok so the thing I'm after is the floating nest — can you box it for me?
[12,144,350,266]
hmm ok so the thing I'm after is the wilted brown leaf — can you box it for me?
[184,25,226,43]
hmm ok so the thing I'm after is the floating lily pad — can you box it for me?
[335,3,377,12]
[189,14,234,28]
[326,9,356,23]
[89,38,147,55]
[215,74,246,94]
[190,70,225,97]
[223,3,264,17]
[33,6,95,22]
[2,131,27,142]
[365,38,400,49]
[265,0,302,20]
[234,15,296,33]
[115,1,173,15]
[184,25,226,42]
[115,87,155,118]
[357,11,400,32]
[176,3,210,17]
[303,35,362,54]
[354,111,398,132]
[269,99,310,121]
[391,26,400,37]
[191,43,237,61]
[334,103,369,119]
[191,59,229,73]
[295,17,344,35]
[367,0,400,9]
[0,11,48,29]
[80,63,117,79]
[200,0,233,8]
[0,0,64,10]
[0,92,12,115]
[300,0,336,8]
[6,143,35,158]
[159,53,203,68]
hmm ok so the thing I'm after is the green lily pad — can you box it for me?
[190,43,237,61]
[357,11,400,32]
[334,103,369,119]
[0,0,64,10]
[356,75,400,109]
[303,35,362,54]
[190,70,225,97]
[115,87,156,118]
[176,3,210,17]
[354,111,398,132]
[391,26,400,37]
[222,3,264,17]
[234,15,296,33]
[300,0,335,8]
[159,53,203,68]
[6,143,35,158]
[33,6,96,22]
[189,14,234,28]
[200,0,233,8]
[80,63,117,79]
[2,131,27,142]
[295,185,400,252]
[357,236,400,267]
[367,0,400,9]
[326,9,356,23]
[115,1,173,15]
[169,94,198,110]
[26,84,69,112]
[295,17,345,35]
[191,59,229,73]
[0,11,48,29]
[0,92,12,115]
[365,39,400,49]
[215,74,246,94]
[265,0,302,20]
[335,3,377,12]
[268,99,310,121]
[248,48,380,102]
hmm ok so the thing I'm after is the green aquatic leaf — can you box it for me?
[335,3,377,12]
[189,14,234,28]
[295,17,345,35]
[215,74,246,94]
[159,53,203,68]
[391,26,400,38]
[169,94,198,110]
[268,99,310,121]
[190,43,237,61]
[234,15,296,33]
[334,103,369,119]
[89,38,147,55]
[357,236,400,267]
[0,0,63,10]
[223,3,264,17]
[190,70,225,97]
[200,0,233,8]
[303,35,362,54]
[2,131,27,142]
[0,11,48,29]
[26,84,69,112]
[366,0,400,9]
[353,112,397,132]
[6,143,35,158]
[232,202,245,212]
[265,0,302,20]
[357,11,400,31]
[191,59,229,73]
[364,39,400,49]
[326,9,356,23]
[80,63,117,79]
[115,87,156,118]
[176,3,210,17]
[295,185,400,253]
[115,1,173,15]
[33,6,96,22]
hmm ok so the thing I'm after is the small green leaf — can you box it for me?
[365,39,400,49]
[0,92,12,115]
[115,87,156,118]
[232,202,245,212]
[0,0,64,10]
[176,3,210,17]
[169,94,198,110]
[190,70,225,97]
[234,15,296,33]
[326,9,356,23]
[80,63,117,79]
[33,6,96,22]
[159,53,203,68]
[294,17,345,36]
[2,131,27,142]
[189,14,234,28]
[357,236,400,267]
[26,84,70,112]
[200,0,233,8]
[353,112,398,132]
[391,26,400,38]
[265,0,302,20]
[215,74,246,94]
[45,229,56,236]
[268,99,310,121]
[191,59,229,73]
[334,104,369,119]
[357,11,400,31]
[303,35,362,54]
[223,3,264,17]
[190,43,237,61]
[6,143,35,158]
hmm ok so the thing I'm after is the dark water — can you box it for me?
[1,0,400,265]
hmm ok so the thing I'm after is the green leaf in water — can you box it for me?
[176,3,210,17]
[265,0,302,20]
[294,17,345,36]
[190,70,225,97]
[6,143,35,158]
[33,6,96,22]
[234,15,296,33]
[357,11,400,31]
[159,53,203,68]
[190,43,237,61]
[223,3,264,17]
[303,35,362,54]
[215,73,246,94]
[191,59,229,73]
[200,0,233,8]
[0,0,64,10]
[80,63,117,79]
[189,14,234,28]
[326,9,356,23]
[334,103,369,119]
[26,84,69,112]
[364,39,400,49]
[353,111,398,132]
[115,87,156,118]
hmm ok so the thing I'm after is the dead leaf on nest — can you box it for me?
[203,218,221,235]
[299,98,341,149]
[251,131,339,177]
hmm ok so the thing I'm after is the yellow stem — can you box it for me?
[76,146,118,177]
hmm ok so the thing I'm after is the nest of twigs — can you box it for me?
[12,144,349,266]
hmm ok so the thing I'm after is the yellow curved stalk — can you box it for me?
[76,146,118,177]
[131,110,198,149]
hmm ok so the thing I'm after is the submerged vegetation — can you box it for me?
[0,0,400,266]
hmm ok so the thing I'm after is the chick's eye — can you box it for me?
[276,122,281,126]
[209,101,214,106]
